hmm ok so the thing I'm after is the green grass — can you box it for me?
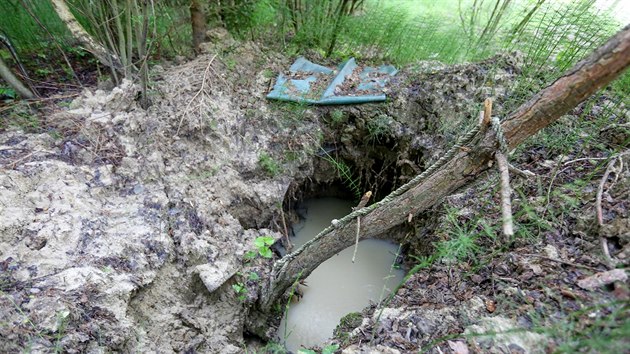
[321,153,362,201]
[259,152,280,177]
[0,1,71,52]
[0,0,192,63]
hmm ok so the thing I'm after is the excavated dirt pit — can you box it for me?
[2,34,573,353]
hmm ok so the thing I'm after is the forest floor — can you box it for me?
[0,31,628,353]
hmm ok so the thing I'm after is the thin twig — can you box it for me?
[595,152,629,268]
[352,191,372,263]
[353,217,361,263]
[563,156,610,166]
[3,149,57,169]
[544,164,573,213]
[280,206,292,251]
[496,152,514,238]
[508,163,536,178]
[523,253,600,272]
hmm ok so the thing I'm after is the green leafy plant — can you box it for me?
[0,87,16,99]
[244,250,258,261]
[232,282,247,301]
[248,271,260,281]
[254,236,275,258]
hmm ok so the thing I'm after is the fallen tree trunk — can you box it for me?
[259,24,630,311]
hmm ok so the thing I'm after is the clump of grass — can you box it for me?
[435,207,496,264]
[366,114,393,144]
[550,301,630,354]
[259,151,280,177]
[329,109,346,125]
[0,102,41,132]
[321,153,362,201]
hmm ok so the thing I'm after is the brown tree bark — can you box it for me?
[259,24,630,311]
[50,0,123,72]
[190,0,207,53]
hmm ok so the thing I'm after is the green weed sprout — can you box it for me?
[232,282,247,301]
[254,236,275,258]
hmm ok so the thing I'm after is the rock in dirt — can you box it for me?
[195,259,239,293]
[577,269,628,290]
[464,316,546,354]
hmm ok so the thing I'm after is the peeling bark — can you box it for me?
[259,24,630,311]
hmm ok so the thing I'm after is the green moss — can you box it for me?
[333,312,364,343]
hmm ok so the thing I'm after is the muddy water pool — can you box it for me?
[278,198,404,352]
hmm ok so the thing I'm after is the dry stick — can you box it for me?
[596,151,630,267]
[522,253,600,272]
[563,156,610,166]
[352,191,372,263]
[482,97,492,126]
[496,153,514,237]
[4,150,57,169]
[280,206,292,251]
[485,98,514,238]
[508,164,536,178]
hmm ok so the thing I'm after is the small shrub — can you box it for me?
[366,114,393,143]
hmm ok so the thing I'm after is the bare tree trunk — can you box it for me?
[0,56,34,99]
[0,32,38,98]
[259,24,630,311]
[50,0,123,73]
[133,0,151,109]
[325,0,350,58]
[190,0,207,53]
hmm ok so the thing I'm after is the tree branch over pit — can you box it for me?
[259,24,630,311]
